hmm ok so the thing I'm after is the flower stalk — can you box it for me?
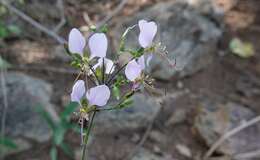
[81,110,97,160]
[65,19,171,160]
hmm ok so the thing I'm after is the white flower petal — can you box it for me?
[88,60,102,75]
[146,54,153,66]
[89,33,108,59]
[138,20,157,48]
[137,55,145,70]
[89,58,115,75]
[71,80,86,103]
[86,85,111,106]
[68,28,86,56]
[125,59,142,81]
[104,58,115,74]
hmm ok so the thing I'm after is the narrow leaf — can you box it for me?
[60,102,78,121]
[36,106,55,130]
[50,147,58,160]
[0,137,17,149]
[0,56,11,69]
[60,142,74,158]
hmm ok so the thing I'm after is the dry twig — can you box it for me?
[124,90,189,159]
[96,0,128,28]
[125,105,162,160]
[234,149,260,160]
[204,115,260,160]
[54,0,66,33]
[0,0,66,44]
[14,64,79,74]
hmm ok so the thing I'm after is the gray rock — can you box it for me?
[94,94,161,134]
[149,130,167,144]
[194,100,260,155]
[1,138,31,157]
[0,72,53,155]
[52,45,71,62]
[165,109,187,126]
[115,1,222,80]
[175,144,192,158]
[8,40,70,63]
[5,0,61,38]
[132,148,172,160]
[9,40,49,64]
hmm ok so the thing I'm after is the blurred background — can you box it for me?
[1,0,260,160]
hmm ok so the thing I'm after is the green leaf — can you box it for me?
[72,53,82,61]
[112,86,120,100]
[50,147,58,160]
[60,142,74,157]
[90,25,97,32]
[0,24,8,38]
[118,98,134,109]
[7,25,21,35]
[129,48,144,58]
[0,137,17,149]
[100,24,108,33]
[53,126,66,146]
[229,38,254,58]
[70,53,83,69]
[60,102,78,121]
[36,106,55,130]
[62,121,78,130]
[70,61,81,69]
[0,56,11,69]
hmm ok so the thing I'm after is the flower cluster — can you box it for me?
[69,19,158,109]
[65,19,167,159]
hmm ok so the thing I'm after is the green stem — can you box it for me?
[106,57,134,86]
[102,58,105,84]
[81,110,97,160]
[85,61,101,85]
[96,90,135,112]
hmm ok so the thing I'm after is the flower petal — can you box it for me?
[89,58,115,75]
[89,33,108,59]
[104,58,115,74]
[68,28,86,56]
[125,59,142,81]
[88,59,102,75]
[138,20,157,48]
[86,85,111,106]
[146,54,153,66]
[71,80,86,103]
[137,55,145,70]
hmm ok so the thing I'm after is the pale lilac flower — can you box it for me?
[125,55,145,81]
[71,80,86,103]
[138,20,157,48]
[91,58,115,74]
[146,54,153,66]
[137,55,145,70]
[86,85,111,107]
[89,33,108,60]
[68,28,86,56]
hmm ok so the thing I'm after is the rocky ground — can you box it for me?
[1,0,260,160]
